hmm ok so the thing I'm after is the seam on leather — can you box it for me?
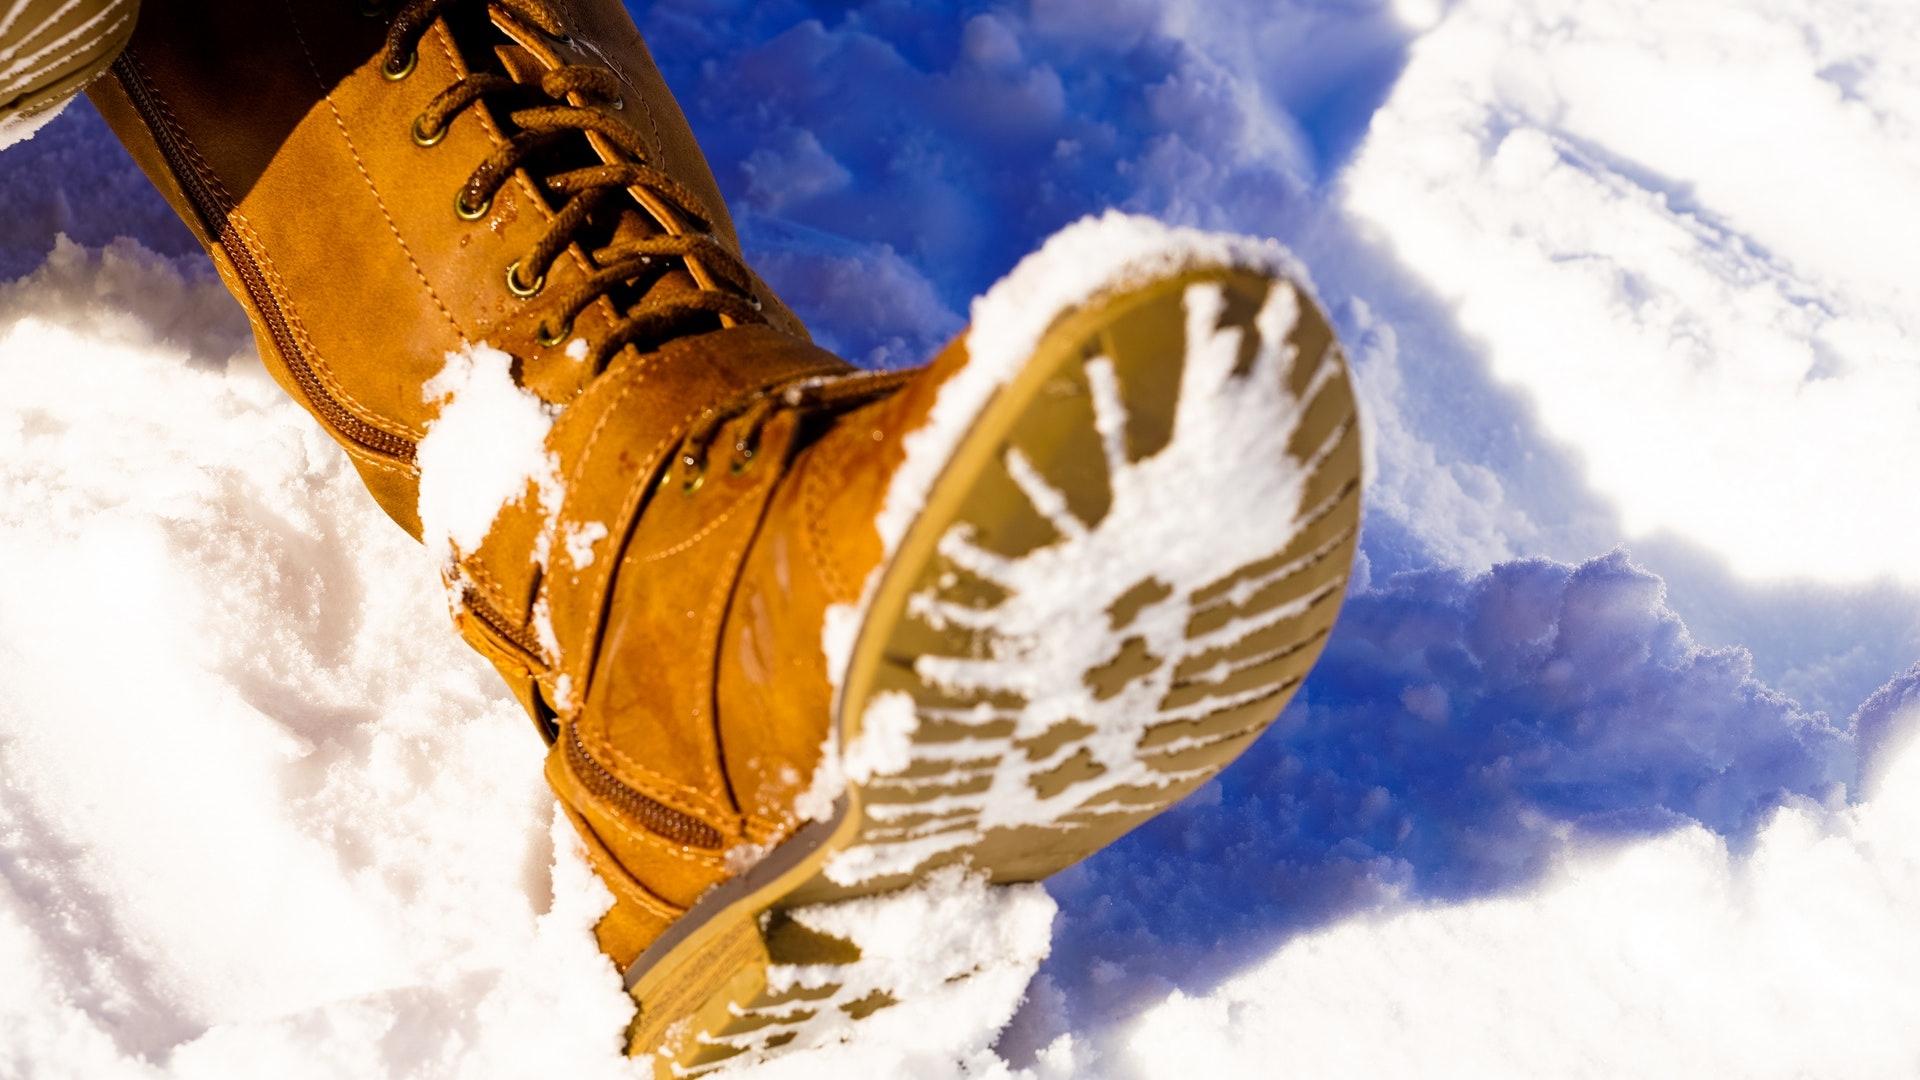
[126,49,420,443]
[632,486,752,565]
[571,816,686,919]
[283,0,467,344]
[229,212,420,438]
[799,421,860,604]
[553,353,844,705]
[559,801,690,918]
[340,441,421,478]
[559,365,674,700]
[425,17,602,293]
[573,779,728,872]
[691,455,787,820]
[586,500,753,820]
[462,560,530,631]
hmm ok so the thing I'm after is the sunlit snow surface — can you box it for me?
[1343,0,1920,588]
[1,0,1918,1077]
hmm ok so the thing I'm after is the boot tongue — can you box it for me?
[490,37,712,332]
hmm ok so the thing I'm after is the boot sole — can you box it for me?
[1,0,137,131]
[625,266,1363,1074]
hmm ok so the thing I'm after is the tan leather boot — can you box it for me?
[89,2,1362,1072]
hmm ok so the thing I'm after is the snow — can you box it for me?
[1340,0,1920,587]
[690,870,1060,1077]
[562,520,609,570]
[416,344,563,565]
[0,240,621,1078]
[839,691,920,785]
[0,94,67,149]
[1123,706,1920,1080]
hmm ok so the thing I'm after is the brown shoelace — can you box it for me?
[671,369,918,492]
[382,0,766,369]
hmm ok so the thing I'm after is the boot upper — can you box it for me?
[88,0,926,964]
[89,0,808,526]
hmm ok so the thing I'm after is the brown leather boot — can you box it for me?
[89,2,1362,1072]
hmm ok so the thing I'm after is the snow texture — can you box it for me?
[416,344,564,566]
[1124,730,1920,1079]
[691,870,1059,1076]
[1341,0,1920,589]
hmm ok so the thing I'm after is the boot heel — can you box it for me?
[630,908,881,1077]
[627,907,771,1077]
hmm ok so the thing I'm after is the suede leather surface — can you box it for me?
[84,0,959,968]
[715,337,975,836]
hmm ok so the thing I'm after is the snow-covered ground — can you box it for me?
[2,0,1918,1076]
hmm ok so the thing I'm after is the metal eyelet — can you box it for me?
[610,96,625,111]
[535,318,571,347]
[410,115,446,147]
[454,188,492,220]
[382,50,417,81]
[506,261,545,298]
[681,465,706,495]
[355,0,386,17]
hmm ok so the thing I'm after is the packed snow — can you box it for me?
[1341,0,1920,589]
[416,344,564,566]
[1123,711,1920,1079]
[2,0,1918,1076]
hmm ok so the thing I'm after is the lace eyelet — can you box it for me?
[535,317,571,348]
[681,466,706,495]
[506,261,545,298]
[382,50,417,81]
[454,188,492,221]
[410,115,446,147]
[610,96,625,111]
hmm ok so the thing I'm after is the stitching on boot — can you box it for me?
[582,663,739,829]
[577,784,728,871]
[125,50,422,444]
[462,561,536,643]
[562,805,693,918]
[689,457,786,818]
[230,212,423,440]
[553,355,842,706]
[283,0,467,343]
[799,421,860,603]
[341,441,421,477]
[587,498,755,813]
[425,16,601,293]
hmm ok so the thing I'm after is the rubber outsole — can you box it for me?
[626,266,1363,1075]
[0,0,139,135]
